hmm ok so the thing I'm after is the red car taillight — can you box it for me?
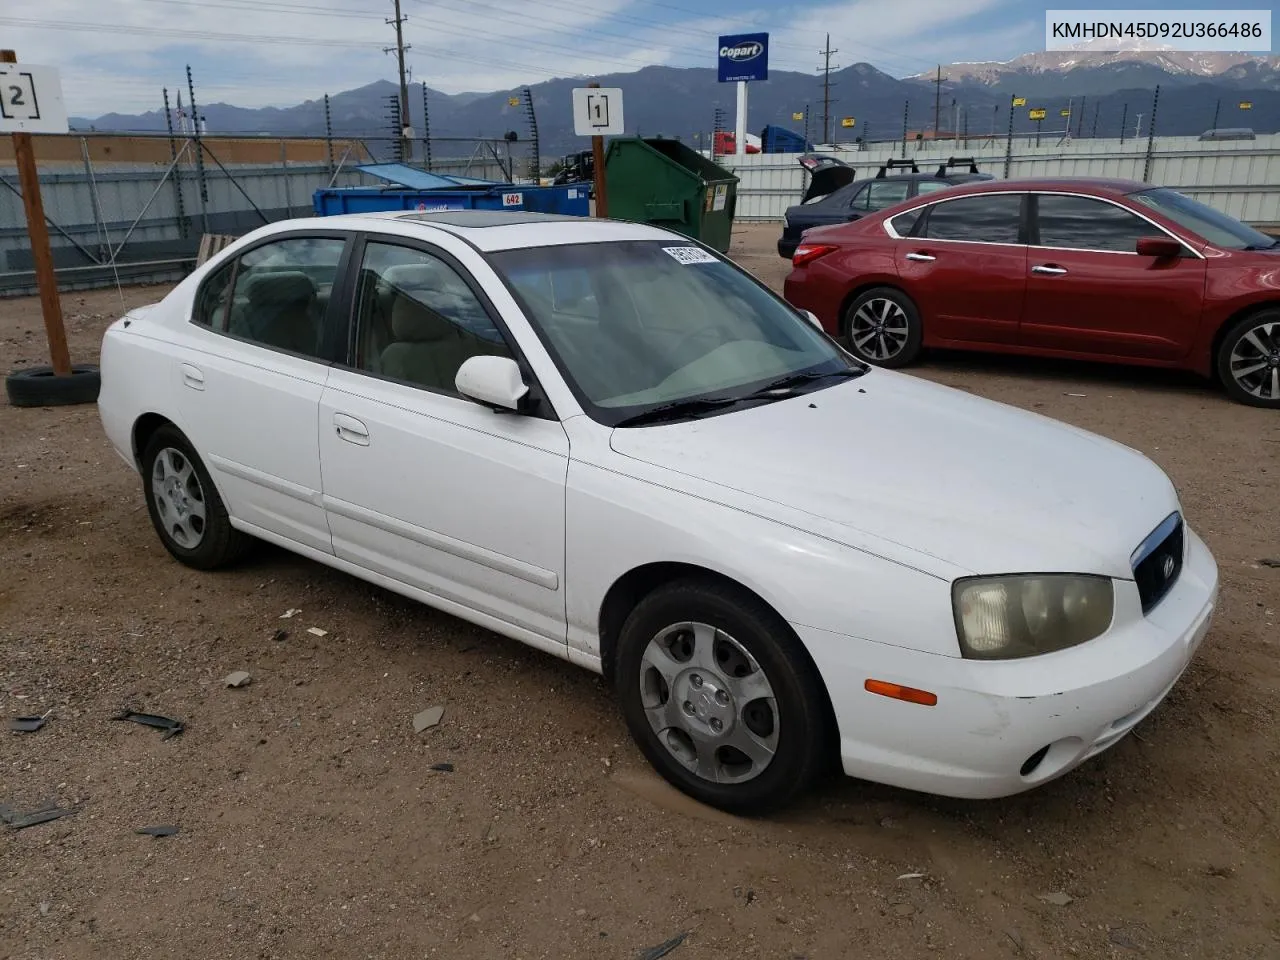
[792,243,838,267]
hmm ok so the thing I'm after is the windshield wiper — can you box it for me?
[744,367,866,397]
[613,396,747,427]
[1244,239,1280,250]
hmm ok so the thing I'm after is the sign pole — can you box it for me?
[734,80,747,157]
[2,50,70,376]
[587,81,608,218]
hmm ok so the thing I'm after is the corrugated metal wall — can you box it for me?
[0,151,512,296]
[723,134,1280,224]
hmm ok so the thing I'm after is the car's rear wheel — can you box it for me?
[843,287,922,368]
[614,579,830,814]
[1217,309,1280,408]
[141,425,251,569]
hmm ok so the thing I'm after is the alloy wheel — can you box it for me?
[1228,321,1280,401]
[850,298,910,361]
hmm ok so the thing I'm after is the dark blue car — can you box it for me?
[777,155,993,259]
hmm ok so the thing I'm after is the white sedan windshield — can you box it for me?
[490,240,857,422]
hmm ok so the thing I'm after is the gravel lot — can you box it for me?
[2,223,1278,960]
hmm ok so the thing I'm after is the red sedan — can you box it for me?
[783,178,1280,407]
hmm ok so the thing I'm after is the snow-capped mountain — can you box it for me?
[917,50,1279,87]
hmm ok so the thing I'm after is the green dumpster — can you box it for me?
[603,137,740,253]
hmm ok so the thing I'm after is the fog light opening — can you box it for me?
[1020,745,1051,778]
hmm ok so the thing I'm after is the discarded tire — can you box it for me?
[5,365,101,407]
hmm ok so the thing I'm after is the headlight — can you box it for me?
[952,575,1114,660]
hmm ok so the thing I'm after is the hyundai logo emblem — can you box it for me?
[720,41,763,61]
[1161,554,1176,579]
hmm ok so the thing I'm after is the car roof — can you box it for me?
[292,210,676,252]
[939,177,1150,196]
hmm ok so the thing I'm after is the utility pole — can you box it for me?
[933,64,943,137]
[820,34,837,144]
[385,0,411,161]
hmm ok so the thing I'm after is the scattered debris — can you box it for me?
[892,903,916,917]
[636,932,688,960]
[1064,393,1087,398]
[1108,926,1143,951]
[1005,929,1025,953]
[271,629,288,642]
[9,709,52,733]
[306,627,328,637]
[111,709,185,740]
[223,671,252,688]
[1205,864,1235,878]
[897,872,926,881]
[136,824,180,837]
[280,608,301,619]
[38,902,50,917]
[429,762,455,772]
[1036,891,1074,906]
[413,706,444,733]
[1,802,78,831]
[1259,558,1280,568]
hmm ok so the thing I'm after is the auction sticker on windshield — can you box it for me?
[663,246,718,265]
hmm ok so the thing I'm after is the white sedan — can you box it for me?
[98,211,1218,812]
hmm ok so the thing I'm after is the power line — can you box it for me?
[0,16,387,48]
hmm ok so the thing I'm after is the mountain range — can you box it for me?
[73,50,1280,159]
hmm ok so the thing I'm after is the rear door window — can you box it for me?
[922,194,1024,244]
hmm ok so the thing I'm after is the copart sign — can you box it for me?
[717,33,769,83]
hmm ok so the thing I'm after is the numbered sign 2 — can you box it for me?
[572,87,624,137]
[0,64,69,135]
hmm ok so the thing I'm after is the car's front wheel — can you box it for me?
[614,579,830,814]
[141,424,251,569]
[1217,309,1280,408]
[843,287,923,368]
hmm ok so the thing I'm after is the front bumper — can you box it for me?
[795,526,1219,799]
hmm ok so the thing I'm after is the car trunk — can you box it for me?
[798,154,854,204]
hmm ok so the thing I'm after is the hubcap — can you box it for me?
[151,447,207,549]
[1228,321,1280,400]
[638,622,779,784]
[849,298,910,361]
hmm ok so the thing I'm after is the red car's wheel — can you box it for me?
[1217,308,1280,409]
[843,287,923,368]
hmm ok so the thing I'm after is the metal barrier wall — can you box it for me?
[720,133,1280,224]
[0,135,514,297]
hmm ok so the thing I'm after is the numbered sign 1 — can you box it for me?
[0,64,69,135]
[572,87,624,137]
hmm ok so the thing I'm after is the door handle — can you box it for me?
[1032,264,1068,275]
[180,363,205,391]
[333,413,369,446]
[905,252,936,262]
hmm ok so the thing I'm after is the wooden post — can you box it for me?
[2,50,70,376]
[588,82,608,218]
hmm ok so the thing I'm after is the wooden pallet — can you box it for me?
[196,234,237,266]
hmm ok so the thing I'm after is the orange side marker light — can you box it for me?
[865,679,938,706]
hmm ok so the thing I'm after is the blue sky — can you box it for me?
[0,0,1269,116]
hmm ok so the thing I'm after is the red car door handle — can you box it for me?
[1032,264,1068,275]
[905,252,936,262]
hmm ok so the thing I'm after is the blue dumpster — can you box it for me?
[313,163,590,217]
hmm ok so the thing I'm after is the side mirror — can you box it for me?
[455,355,529,412]
[1136,236,1182,259]
[801,309,823,332]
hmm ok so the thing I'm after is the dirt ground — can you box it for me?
[2,223,1278,960]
